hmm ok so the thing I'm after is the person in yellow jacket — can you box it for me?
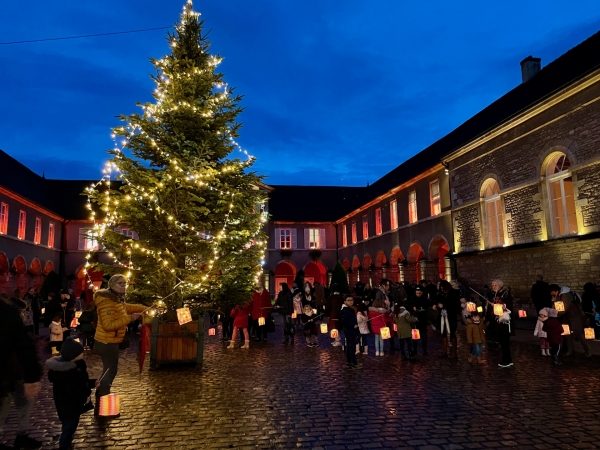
[93,274,146,413]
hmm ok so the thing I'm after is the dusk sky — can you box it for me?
[1,1,599,186]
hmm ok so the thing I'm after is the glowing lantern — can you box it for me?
[518,310,527,318]
[176,307,192,325]
[312,309,317,314]
[292,311,297,319]
[411,329,421,340]
[554,301,565,312]
[493,304,503,316]
[98,394,120,417]
[75,311,82,318]
[584,328,595,340]
[70,317,78,328]
[393,324,398,332]
[562,324,571,335]
[320,323,328,334]
[380,327,391,339]
[330,329,339,339]
[466,302,476,312]
[208,328,216,336]
[41,307,45,315]
[258,317,266,326]
[477,306,483,313]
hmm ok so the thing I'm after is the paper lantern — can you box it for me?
[584,328,595,340]
[554,301,565,312]
[562,324,571,335]
[477,306,483,313]
[411,329,421,340]
[258,317,266,326]
[98,394,120,417]
[330,328,339,339]
[70,317,78,328]
[41,307,45,315]
[75,311,82,318]
[292,311,297,319]
[380,327,391,339]
[518,310,527,318]
[208,327,216,336]
[493,304,503,316]
[466,302,476,312]
[312,308,317,314]
[176,307,192,325]
[320,323,328,334]
[393,324,398,332]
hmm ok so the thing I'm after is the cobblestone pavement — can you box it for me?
[3,320,600,450]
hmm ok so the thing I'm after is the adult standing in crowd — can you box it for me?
[582,282,599,338]
[325,284,345,347]
[93,274,146,416]
[314,281,326,315]
[274,283,294,344]
[550,284,591,357]
[531,275,551,314]
[485,279,513,345]
[406,286,431,355]
[251,282,271,342]
[0,296,43,449]
[436,280,460,358]
[22,288,43,336]
[496,300,514,368]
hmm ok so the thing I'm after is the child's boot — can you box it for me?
[468,356,473,363]
[227,340,235,349]
[363,345,368,355]
[552,355,562,366]
[241,341,250,349]
[541,348,546,356]
[355,344,360,355]
[545,348,551,356]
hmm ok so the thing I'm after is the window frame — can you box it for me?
[0,202,8,235]
[482,180,505,248]
[408,191,418,224]
[546,155,578,237]
[78,228,99,251]
[279,228,292,249]
[351,222,357,244]
[342,224,347,247]
[375,208,382,235]
[48,222,55,248]
[430,179,441,216]
[34,217,42,244]
[390,200,398,230]
[362,215,369,240]
[17,210,26,240]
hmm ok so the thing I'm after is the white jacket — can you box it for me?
[533,319,547,338]
[357,312,369,334]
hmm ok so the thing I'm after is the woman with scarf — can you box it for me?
[484,279,513,347]
[435,280,461,358]
[495,300,513,367]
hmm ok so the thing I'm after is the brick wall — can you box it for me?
[454,235,600,307]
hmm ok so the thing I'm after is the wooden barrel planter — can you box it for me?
[150,316,204,369]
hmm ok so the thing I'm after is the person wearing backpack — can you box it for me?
[339,297,362,370]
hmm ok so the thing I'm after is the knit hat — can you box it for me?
[415,286,423,292]
[548,308,558,318]
[539,308,549,318]
[60,337,84,361]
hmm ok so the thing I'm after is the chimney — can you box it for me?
[520,56,541,83]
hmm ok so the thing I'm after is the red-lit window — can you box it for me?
[48,223,55,248]
[351,222,357,244]
[430,180,441,216]
[375,208,382,235]
[17,210,26,240]
[342,224,347,247]
[390,200,398,230]
[362,215,369,240]
[34,217,42,244]
[0,203,8,234]
[305,228,324,249]
[408,191,418,224]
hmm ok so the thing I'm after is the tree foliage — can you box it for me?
[331,261,350,295]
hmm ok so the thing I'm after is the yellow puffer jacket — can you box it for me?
[94,289,146,344]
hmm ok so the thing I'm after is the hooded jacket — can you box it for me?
[46,357,91,420]
[393,308,417,339]
[466,319,486,344]
[93,289,146,344]
[339,304,358,331]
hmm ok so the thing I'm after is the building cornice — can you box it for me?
[0,186,65,222]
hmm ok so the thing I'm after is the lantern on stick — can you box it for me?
[330,329,339,339]
[554,301,565,312]
[393,324,398,332]
[291,311,297,319]
[320,323,328,334]
[258,317,266,326]
[562,324,571,335]
[466,302,476,312]
[518,310,527,318]
[312,309,317,314]
[98,394,120,417]
[477,306,483,313]
[176,307,192,325]
[584,328,595,340]
[493,304,503,316]
[411,329,421,340]
[208,327,216,336]
[380,327,391,339]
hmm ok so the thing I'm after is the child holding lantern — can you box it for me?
[368,299,391,356]
[356,303,370,355]
[300,304,319,347]
[534,308,550,356]
[466,313,485,364]
[393,305,418,361]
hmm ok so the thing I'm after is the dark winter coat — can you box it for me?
[436,289,460,331]
[405,295,430,330]
[561,289,588,333]
[326,293,344,329]
[314,284,326,306]
[339,305,358,332]
[78,308,97,333]
[543,318,564,345]
[530,280,551,311]
[0,301,42,398]
[300,313,319,335]
[275,290,293,316]
[46,357,92,420]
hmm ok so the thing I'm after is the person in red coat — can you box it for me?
[227,302,252,349]
[542,308,564,366]
[251,282,272,342]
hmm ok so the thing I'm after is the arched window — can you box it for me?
[482,179,504,248]
[546,154,578,236]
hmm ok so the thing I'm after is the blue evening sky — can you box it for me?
[1,1,599,186]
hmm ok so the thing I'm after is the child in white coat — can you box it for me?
[534,307,550,356]
[49,312,68,355]
[356,303,370,355]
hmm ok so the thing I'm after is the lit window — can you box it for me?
[362,215,369,240]
[390,200,398,230]
[375,208,382,235]
[78,228,99,251]
[351,222,357,244]
[18,210,26,240]
[306,228,322,249]
[408,191,418,224]
[34,217,42,244]
[483,180,505,248]
[342,224,347,247]
[0,203,8,234]
[430,180,441,216]
[280,228,292,249]
[546,154,578,237]
[48,223,55,248]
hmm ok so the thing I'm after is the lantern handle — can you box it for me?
[469,287,495,307]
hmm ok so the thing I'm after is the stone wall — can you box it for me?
[576,162,600,231]
[452,205,481,252]
[454,235,600,307]
[504,184,543,243]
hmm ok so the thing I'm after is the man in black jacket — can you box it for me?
[531,275,551,314]
[339,297,362,370]
[0,300,43,449]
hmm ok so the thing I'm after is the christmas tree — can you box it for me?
[86,0,267,316]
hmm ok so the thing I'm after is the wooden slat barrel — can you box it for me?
[150,316,204,368]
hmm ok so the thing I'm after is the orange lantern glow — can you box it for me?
[320,323,328,334]
[292,311,297,319]
[493,304,503,316]
[75,311,82,319]
[41,307,45,315]
[554,301,565,312]
[477,306,483,313]
[70,317,78,328]
[562,324,571,335]
[176,307,192,325]
[393,324,398,332]
[98,394,120,417]
[312,309,317,314]
[208,328,216,336]
[466,302,476,312]
[518,310,527,318]
[584,328,595,340]
[258,317,266,326]
[411,329,421,340]
[330,329,339,339]
[380,327,391,339]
